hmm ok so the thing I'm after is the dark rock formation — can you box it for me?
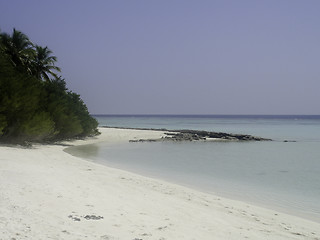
[168,129,271,141]
[99,126,272,142]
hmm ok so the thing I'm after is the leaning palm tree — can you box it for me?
[0,28,35,72]
[32,45,61,81]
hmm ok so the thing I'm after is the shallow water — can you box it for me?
[67,115,320,222]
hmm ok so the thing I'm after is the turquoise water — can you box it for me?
[68,115,320,222]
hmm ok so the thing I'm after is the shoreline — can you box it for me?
[66,130,318,223]
[1,127,320,239]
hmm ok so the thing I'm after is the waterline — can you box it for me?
[70,115,320,222]
[67,139,320,222]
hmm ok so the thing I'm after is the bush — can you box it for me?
[18,112,55,141]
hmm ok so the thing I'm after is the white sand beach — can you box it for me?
[0,127,319,240]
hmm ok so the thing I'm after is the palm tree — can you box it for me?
[32,45,61,81]
[0,28,34,72]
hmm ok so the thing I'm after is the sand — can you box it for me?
[0,127,319,240]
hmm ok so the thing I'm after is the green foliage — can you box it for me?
[0,115,7,135]
[18,112,55,141]
[0,28,34,73]
[0,28,99,143]
[32,45,61,81]
[66,92,98,136]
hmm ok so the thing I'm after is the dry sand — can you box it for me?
[0,128,319,240]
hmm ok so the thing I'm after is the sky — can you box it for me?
[1,0,320,115]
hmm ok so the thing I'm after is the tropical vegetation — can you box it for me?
[0,28,99,143]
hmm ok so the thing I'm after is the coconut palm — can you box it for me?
[0,28,34,71]
[32,45,61,81]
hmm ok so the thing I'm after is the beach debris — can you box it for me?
[84,215,104,220]
[68,214,104,221]
[68,215,81,221]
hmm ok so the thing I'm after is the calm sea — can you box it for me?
[66,115,320,222]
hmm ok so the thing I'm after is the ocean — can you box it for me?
[66,115,320,222]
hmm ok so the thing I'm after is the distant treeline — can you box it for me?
[0,28,99,143]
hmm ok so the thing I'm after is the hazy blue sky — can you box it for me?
[1,0,320,114]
